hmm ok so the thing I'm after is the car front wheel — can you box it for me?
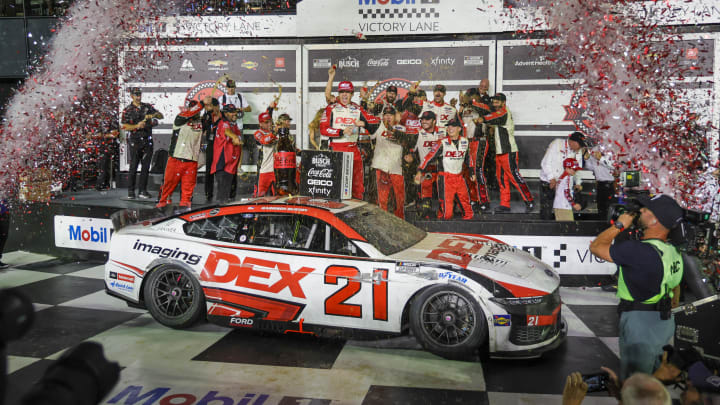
[410,284,487,359]
[144,265,205,329]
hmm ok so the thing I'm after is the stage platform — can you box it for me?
[4,183,614,286]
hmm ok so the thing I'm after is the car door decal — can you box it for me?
[324,265,362,318]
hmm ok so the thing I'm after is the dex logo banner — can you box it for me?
[54,216,113,252]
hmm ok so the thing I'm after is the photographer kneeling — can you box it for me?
[590,195,685,380]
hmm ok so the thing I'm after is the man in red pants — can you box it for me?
[371,106,406,218]
[156,103,204,208]
[408,110,441,218]
[320,81,380,199]
[415,118,474,220]
[477,93,534,213]
[254,110,277,197]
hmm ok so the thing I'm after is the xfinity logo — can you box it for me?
[431,57,455,66]
[339,56,360,69]
[397,59,422,65]
[367,58,390,67]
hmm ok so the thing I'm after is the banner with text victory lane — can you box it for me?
[302,41,494,146]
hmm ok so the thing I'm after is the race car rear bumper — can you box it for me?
[489,316,568,359]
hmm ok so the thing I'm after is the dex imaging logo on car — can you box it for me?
[54,216,113,252]
[132,239,202,265]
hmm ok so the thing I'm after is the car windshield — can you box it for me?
[336,204,427,256]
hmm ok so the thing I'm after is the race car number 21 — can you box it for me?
[324,266,388,321]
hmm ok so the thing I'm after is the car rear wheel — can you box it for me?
[144,265,205,329]
[410,284,487,360]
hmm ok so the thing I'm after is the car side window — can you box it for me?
[241,214,324,250]
[183,214,243,242]
[326,226,367,257]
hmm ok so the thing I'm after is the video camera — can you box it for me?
[1,288,120,405]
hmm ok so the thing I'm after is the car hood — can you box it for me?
[390,233,559,292]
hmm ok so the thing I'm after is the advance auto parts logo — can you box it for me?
[185,81,229,110]
[563,87,593,135]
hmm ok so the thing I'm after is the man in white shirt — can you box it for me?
[371,106,406,219]
[221,79,253,171]
[583,146,616,219]
[539,131,586,219]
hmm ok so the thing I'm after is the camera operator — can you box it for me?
[590,194,685,380]
[562,370,671,405]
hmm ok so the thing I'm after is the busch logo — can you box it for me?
[230,317,254,327]
[312,154,331,167]
[69,226,110,244]
[339,56,360,69]
[201,251,315,299]
[307,168,333,178]
[367,58,390,67]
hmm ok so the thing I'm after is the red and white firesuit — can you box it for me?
[483,106,534,208]
[414,126,441,200]
[464,99,492,206]
[371,123,406,219]
[419,136,474,220]
[254,127,277,197]
[320,101,380,199]
[157,113,203,207]
[419,100,457,137]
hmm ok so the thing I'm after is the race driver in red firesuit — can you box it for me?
[320,81,381,199]
[415,117,475,220]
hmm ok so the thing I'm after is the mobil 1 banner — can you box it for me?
[497,37,715,178]
[300,150,353,201]
[302,41,494,142]
[119,45,301,171]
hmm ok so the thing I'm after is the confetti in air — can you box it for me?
[0,0,176,199]
[511,0,716,206]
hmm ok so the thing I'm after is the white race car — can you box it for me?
[105,196,566,359]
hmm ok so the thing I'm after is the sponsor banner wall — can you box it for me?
[54,216,113,252]
[134,15,296,38]
[119,45,302,171]
[496,36,716,178]
[303,41,494,149]
[488,234,615,275]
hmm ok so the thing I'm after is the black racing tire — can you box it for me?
[143,264,205,329]
[409,284,487,360]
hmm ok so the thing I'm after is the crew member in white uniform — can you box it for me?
[371,106,406,219]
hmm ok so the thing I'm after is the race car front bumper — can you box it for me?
[490,315,568,359]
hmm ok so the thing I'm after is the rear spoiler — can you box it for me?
[110,207,181,232]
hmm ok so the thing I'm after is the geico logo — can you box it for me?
[308,179,333,186]
[201,251,315,299]
[397,59,422,65]
[445,151,465,158]
[230,317,254,326]
[422,141,437,147]
[334,117,356,125]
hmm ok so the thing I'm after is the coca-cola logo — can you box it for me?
[308,168,333,178]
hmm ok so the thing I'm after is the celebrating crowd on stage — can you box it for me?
[108,67,627,221]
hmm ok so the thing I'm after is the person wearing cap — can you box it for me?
[121,87,164,199]
[201,97,221,202]
[254,109,278,197]
[156,104,205,208]
[553,158,586,221]
[476,93,534,213]
[408,110,442,218]
[583,145,617,220]
[539,131,587,220]
[221,79,253,168]
[590,194,685,380]
[415,117,474,220]
[406,83,457,137]
[211,104,244,203]
[459,86,493,214]
[319,80,381,200]
[370,106,407,219]
[361,84,403,117]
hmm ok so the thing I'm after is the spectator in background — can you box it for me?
[406,84,457,137]
[554,158,585,221]
[583,146,616,220]
[201,96,221,202]
[211,104,243,203]
[254,110,277,197]
[0,199,9,269]
[539,131,586,219]
[220,79,253,170]
[562,370,671,405]
[476,93,534,213]
[121,87,163,199]
[95,119,119,191]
